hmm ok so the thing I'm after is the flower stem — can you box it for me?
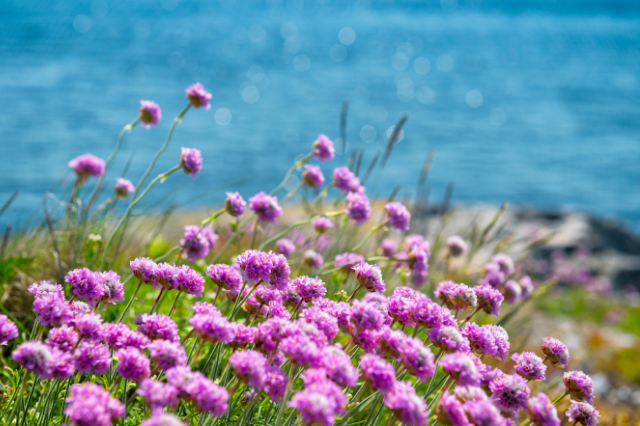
[351,221,388,252]
[347,284,364,303]
[168,291,182,317]
[117,280,143,323]
[149,288,165,314]
[553,392,569,405]
[270,151,314,196]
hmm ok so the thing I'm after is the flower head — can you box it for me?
[541,337,569,368]
[567,401,600,426]
[131,257,158,284]
[360,354,396,392]
[411,295,456,329]
[381,238,397,258]
[249,192,283,223]
[503,280,522,304]
[288,379,346,426]
[115,347,151,382]
[206,263,243,292]
[68,154,105,181]
[173,264,206,296]
[268,252,291,290]
[74,312,104,340]
[312,217,333,234]
[225,192,246,216]
[45,325,78,352]
[312,134,335,162]
[527,393,560,426]
[334,253,365,270]
[139,100,162,128]
[489,374,531,417]
[492,253,515,276]
[102,323,149,350]
[190,314,234,344]
[446,236,468,257]
[345,191,372,224]
[135,313,180,342]
[463,399,506,426]
[65,268,105,305]
[238,249,273,284]
[137,379,180,412]
[511,352,547,381]
[385,202,411,232]
[332,166,360,192]
[180,225,217,262]
[439,353,480,386]
[180,147,203,177]
[292,276,327,302]
[388,287,418,327]
[186,82,212,109]
[320,345,358,387]
[437,391,472,426]
[401,338,436,382]
[64,383,124,426]
[384,380,429,426]
[32,292,73,327]
[353,262,385,293]
[74,340,111,375]
[264,366,289,401]
[228,350,269,389]
[563,371,595,404]
[275,238,296,258]
[114,178,135,198]
[520,276,534,299]
[429,326,470,354]
[149,339,187,371]
[474,284,504,316]
[303,164,325,187]
[28,280,65,298]
[141,414,187,426]
[12,341,53,376]
[462,323,497,358]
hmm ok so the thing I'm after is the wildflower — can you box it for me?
[527,393,560,426]
[302,307,339,342]
[332,166,360,192]
[64,383,124,426]
[353,261,385,293]
[489,374,531,416]
[249,192,283,223]
[281,333,323,368]
[321,345,358,387]
[486,325,510,362]
[401,338,436,382]
[190,314,234,344]
[45,325,78,352]
[461,323,497,358]
[463,399,506,426]
[114,178,135,198]
[437,391,472,426]
[382,380,428,426]
[563,371,595,404]
[102,323,149,350]
[334,252,365,270]
[292,276,327,302]
[65,268,105,305]
[269,252,291,290]
[229,350,269,389]
[225,191,246,216]
[69,301,91,317]
[149,339,187,371]
[288,379,346,426]
[46,349,76,379]
[482,270,505,288]
[173,264,205,296]
[185,82,212,109]
[378,328,409,360]
[135,313,180,342]
[139,100,162,128]
[442,281,478,311]
[206,263,243,292]
[385,202,411,231]
[360,353,396,392]
[130,257,158,284]
[237,249,272,284]
[349,299,386,332]
[264,366,289,401]
[68,153,105,181]
[312,217,333,233]
[32,292,73,327]
[303,164,325,187]
[312,134,335,162]
[480,367,506,390]
[541,337,570,368]
[141,414,187,426]
[454,386,488,402]
[180,225,217,262]
[411,295,456,329]
[275,238,295,258]
[381,238,397,258]
[512,352,547,381]
[74,340,111,375]
[345,191,371,224]
[12,341,53,376]
[228,323,257,349]
[567,401,600,426]
[520,276,534,299]
[429,326,470,354]
[74,312,103,340]
[406,236,430,286]
[180,147,203,177]
[446,236,468,257]
[474,284,504,316]
[492,253,515,276]
[503,280,522,304]
[28,280,65,298]
[115,347,151,382]
[99,271,125,304]
[137,379,179,411]
[439,353,480,386]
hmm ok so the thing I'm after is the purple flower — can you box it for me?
[462,323,497,358]
[275,238,295,258]
[387,286,417,327]
[492,253,515,276]
[429,326,470,354]
[32,292,73,327]
[114,178,135,198]
[180,147,203,178]
[46,348,76,379]
[302,306,339,342]
[137,379,179,411]
[381,238,397,258]
[349,299,386,332]
[69,301,91,317]
[379,328,409,360]
[482,270,505,288]
[74,340,111,375]
[406,236,430,286]
[520,276,534,299]
[401,338,436,382]
[130,257,158,284]
[563,371,595,404]
[206,263,243,291]
[98,271,125,304]
[527,393,560,426]
[329,301,352,329]
[474,284,504,316]
[385,202,411,232]
[229,323,257,350]
[503,280,522,304]
[489,374,531,417]
[360,353,396,392]
[180,225,218,262]
[139,100,162,128]
[303,164,325,187]
[238,249,273,284]
[154,262,177,289]
[334,252,365,269]
[312,134,335,162]
[115,347,151,382]
[64,383,124,426]
[437,281,477,311]
[446,236,468,257]
[542,337,569,368]
[28,280,65,298]
[68,154,105,181]
[487,325,510,362]
[149,339,187,371]
[480,366,506,390]
[332,166,360,192]
[249,192,283,223]
[186,82,212,109]
[345,191,372,224]
[384,380,429,426]
[102,323,149,350]
[12,341,53,376]
[190,314,234,344]
[228,350,269,389]
[264,366,289,401]
[65,268,105,305]
[303,249,324,269]
[135,313,180,342]
[225,192,246,216]
[74,312,103,340]
[454,386,488,402]
[189,374,230,416]
[173,264,206,296]
[312,217,333,233]
[45,325,78,352]
[292,276,327,302]
[281,333,323,368]
[288,379,347,426]
[511,352,547,381]
[353,261,385,293]
[439,353,480,386]
[141,414,187,426]
[437,391,472,426]
[269,252,291,290]
[567,401,600,426]
[463,399,506,426]
[321,345,358,387]
[411,295,456,329]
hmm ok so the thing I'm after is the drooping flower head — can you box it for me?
[292,276,327,302]
[385,202,411,232]
[437,391,472,426]
[206,263,243,292]
[114,178,135,198]
[353,262,385,293]
[68,154,105,181]
[446,236,468,257]
[563,371,595,404]
[303,164,325,187]
[74,340,111,375]
[360,354,396,392]
[180,147,203,178]
[115,347,151,382]
[332,166,360,192]
[139,100,162,128]
[345,191,372,224]
[511,352,547,381]
[228,350,269,389]
[474,284,504,316]
[527,393,560,426]
[312,217,333,233]
[65,268,105,305]
[185,82,212,109]
[567,401,600,426]
[439,353,480,386]
[541,337,570,368]
[225,192,246,217]
[275,238,295,258]
[64,383,125,426]
[384,380,429,426]
[12,341,53,376]
[489,374,531,417]
[130,257,157,284]
[149,339,188,371]
[249,192,283,223]
[312,134,335,162]
[237,249,273,284]
[135,313,180,342]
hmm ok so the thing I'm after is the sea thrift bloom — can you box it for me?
[527,393,560,426]
[228,350,268,389]
[384,380,429,426]
[388,286,417,326]
[321,346,358,387]
[429,326,470,354]
[114,178,135,198]
[359,354,396,392]
[74,340,111,375]
[411,295,456,329]
[185,82,212,109]
[353,262,385,293]
[349,299,386,332]
[541,337,570,368]
[563,371,595,404]
[64,383,124,426]
[102,323,149,350]
[406,235,430,286]
[462,323,497,358]
[486,325,510,362]
[249,192,283,223]
[153,262,176,289]
[264,366,289,401]
[139,100,162,128]
[503,280,522,304]
[379,328,409,360]
[229,323,257,349]
[385,202,411,231]
[135,313,180,342]
[345,191,372,224]
[65,268,105,305]
[190,314,234,344]
[312,134,335,161]
[446,236,468,257]
[180,225,218,262]
[401,338,436,382]
[186,374,229,416]
[206,263,243,291]
[567,401,600,426]
[332,166,360,192]
[141,414,186,426]
[437,391,472,426]
[275,238,295,258]
[511,352,547,381]
[312,217,333,233]
[192,302,221,316]
[520,276,534,299]
[489,374,531,416]
[98,271,125,304]
[334,252,365,269]
[303,250,324,268]
[302,307,339,342]
[225,192,246,216]
[482,270,504,289]
[292,276,327,302]
[69,301,91,317]
[463,400,506,426]
[68,153,105,181]
[180,147,203,177]
[45,348,75,379]
[474,284,504,316]
[303,164,325,187]
[439,353,480,386]
[28,280,65,298]
[74,312,103,340]
[381,238,397,258]
[149,340,187,371]
[137,379,180,411]
[492,253,515,276]
[131,257,157,284]
[46,325,78,352]
[32,292,73,327]
[12,341,53,376]
[288,380,346,426]
[480,367,506,389]
[269,252,291,290]
[237,249,273,284]
[115,347,151,382]
[173,264,205,296]
[281,333,323,368]
[439,282,477,311]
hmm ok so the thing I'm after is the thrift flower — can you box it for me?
[249,192,283,223]
[384,202,411,231]
[353,261,385,293]
[135,313,180,342]
[180,147,203,177]
[303,164,325,187]
[437,391,472,426]
[332,166,359,192]
[312,217,333,233]
[527,393,560,426]
[137,379,180,411]
[511,352,547,381]
[139,100,162,128]
[489,374,531,417]
[446,236,468,257]
[115,347,151,382]
[474,284,504,316]
[68,154,105,181]
[74,340,111,375]
[12,341,53,376]
[173,264,206,296]
[149,339,187,371]
[567,401,600,426]
[64,383,124,426]
[439,353,480,386]
[114,178,135,198]
[206,263,243,292]
[225,192,246,216]
[131,257,157,284]
[345,191,371,224]
[292,276,327,302]
[312,134,335,161]
[228,350,269,389]
[45,325,78,352]
[381,238,397,258]
[563,371,595,404]
[541,337,570,368]
[275,238,295,258]
[359,354,396,392]
[384,381,429,426]
[185,82,212,109]
[180,225,218,262]
[65,268,105,305]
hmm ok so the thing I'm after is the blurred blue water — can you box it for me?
[1,0,639,230]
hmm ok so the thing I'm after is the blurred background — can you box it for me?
[1,0,639,230]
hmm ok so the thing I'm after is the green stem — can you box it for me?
[553,392,569,405]
[149,288,165,314]
[259,216,319,250]
[270,151,314,196]
[117,280,143,323]
[251,218,259,250]
[168,291,182,317]
[351,221,388,252]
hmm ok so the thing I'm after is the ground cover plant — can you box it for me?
[0,84,603,426]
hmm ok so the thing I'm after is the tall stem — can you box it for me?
[270,152,313,196]
[117,280,143,323]
[149,288,165,314]
[351,221,388,252]
[168,292,182,317]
